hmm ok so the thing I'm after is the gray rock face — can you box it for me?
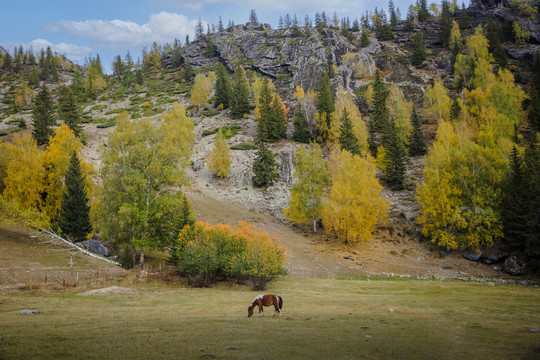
[504,253,527,275]
[82,239,109,257]
[179,25,362,93]
[277,145,295,185]
[0,46,6,56]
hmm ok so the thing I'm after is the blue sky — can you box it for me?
[1,0,424,73]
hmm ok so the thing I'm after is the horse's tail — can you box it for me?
[279,296,283,310]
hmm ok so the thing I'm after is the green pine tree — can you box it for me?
[417,0,430,22]
[252,140,279,188]
[184,57,194,82]
[529,88,540,131]
[439,1,451,47]
[361,26,371,47]
[58,87,82,138]
[449,98,462,121]
[523,138,540,272]
[256,77,274,141]
[292,104,311,143]
[316,73,335,119]
[408,107,427,156]
[369,70,390,155]
[2,52,12,70]
[485,16,507,68]
[411,33,427,67]
[230,66,251,119]
[70,70,84,101]
[167,194,195,266]
[268,92,287,141]
[29,69,40,87]
[32,84,56,146]
[385,119,408,189]
[338,108,361,156]
[58,151,92,242]
[214,63,231,109]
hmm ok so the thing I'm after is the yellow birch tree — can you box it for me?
[322,150,388,243]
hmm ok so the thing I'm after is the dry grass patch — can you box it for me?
[0,277,539,359]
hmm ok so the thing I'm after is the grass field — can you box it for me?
[1,276,539,360]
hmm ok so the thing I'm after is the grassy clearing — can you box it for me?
[0,276,539,359]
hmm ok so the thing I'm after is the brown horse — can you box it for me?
[248,294,283,317]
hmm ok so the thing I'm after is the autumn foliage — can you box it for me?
[175,221,287,289]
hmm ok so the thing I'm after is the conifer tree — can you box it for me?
[368,71,390,155]
[338,109,361,156]
[58,151,92,242]
[500,145,531,250]
[58,87,82,138]
[167,194,195,266]
[256,77,274,141]
[214,63,231,108]
[184,57,193,82]
[32,84,56,146]
[385,119,408,189]
[389,0,399,26]
[411,33,427,67]
[230,66,251,119]
[292,104,311,143]
[485,16,507,68]
[361,26,371,47]
[417,0,430,22]
[2,52,12,70]
[252,140,279,188]
[71,70,85,101]
[316,73,335,118]
[524,138,540,272]
[439,1,452,47]
[449,98,462,121]
[195,18,204,41]
[408,107,427,156]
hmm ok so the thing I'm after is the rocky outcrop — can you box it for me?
[277,144,296,185]
[81,239,109,257]
[504,253,527,275]
[0,46,6,56]
[179,26,379,93]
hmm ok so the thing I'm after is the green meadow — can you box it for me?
[1,276,539,359]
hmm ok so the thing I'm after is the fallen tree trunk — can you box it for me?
[44,230,121,267]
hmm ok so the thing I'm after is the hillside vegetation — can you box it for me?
[1,1,539,284]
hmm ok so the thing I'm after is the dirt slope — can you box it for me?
[186,189,505,280]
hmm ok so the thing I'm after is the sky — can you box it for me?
[1,0,423,73]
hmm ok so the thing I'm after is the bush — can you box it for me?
[120,246,134,269]
[175,221,287,289]
[231,143,257,150]
[97,121,116,128]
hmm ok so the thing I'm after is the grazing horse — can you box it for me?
[248,294,283,317]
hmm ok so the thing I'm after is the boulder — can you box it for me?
[504,253,527,275]
[463,252,482,261]
[19,310,41,315]
[480,249,508,265]
[81,239,109,257]
[192,160,203,171]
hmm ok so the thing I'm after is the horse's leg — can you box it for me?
[273,296,281,317]
[258,301,263,317]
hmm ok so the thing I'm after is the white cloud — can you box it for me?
[162,0,371,13]
[44,12,201,50]
[2,39,92,63]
